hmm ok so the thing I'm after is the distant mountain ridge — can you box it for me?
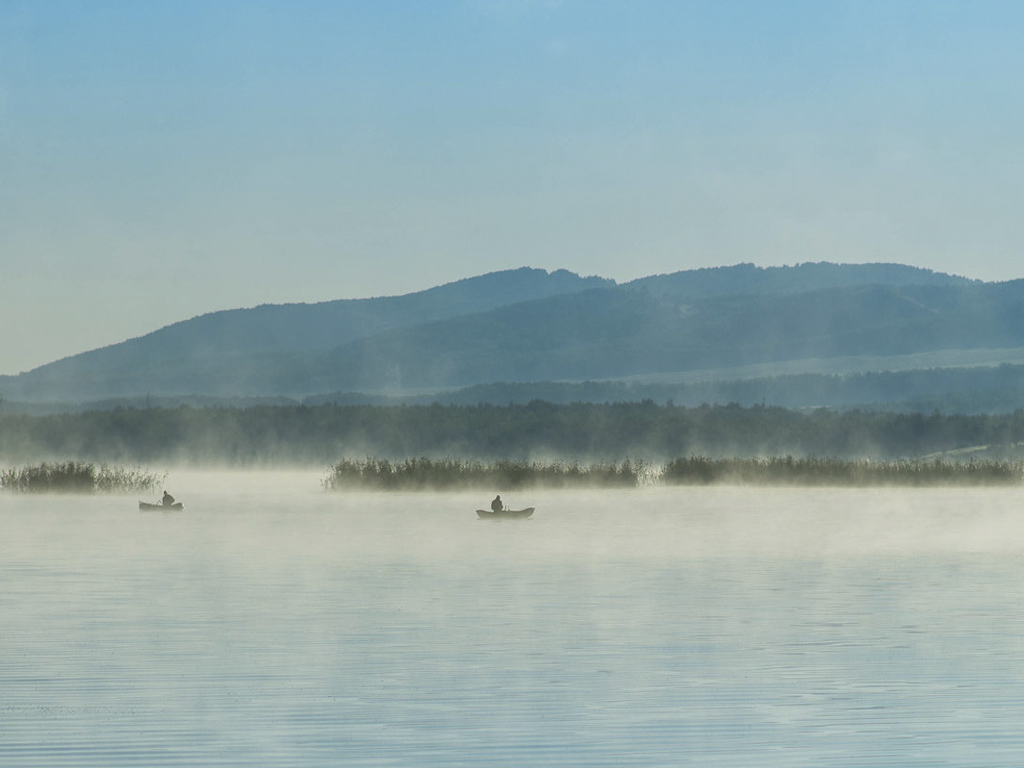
[27,267,612,369]
[0,262,1013,406]
[285,280,1023,394]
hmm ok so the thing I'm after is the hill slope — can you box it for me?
[0,262,1013,404]
[0,268,610,400]
[628,261,975,299]
[287,279,1024,393]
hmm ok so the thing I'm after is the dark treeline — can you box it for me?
[2,401,1024,466]
[8,364,1024,417]
[308,363,1024,414]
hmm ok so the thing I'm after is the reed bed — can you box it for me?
[323,457,647,491]
[0,461,165,493]
[661,455,1024,487]
[325,455,1024,491]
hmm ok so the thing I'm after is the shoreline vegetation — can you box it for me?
[0,462,165,493]
[661,456,1023,487]
[2,456,1020,494]
[324,456,1024,490]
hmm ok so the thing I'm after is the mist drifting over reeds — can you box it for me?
[322,456,1023,491]
[322,457,648,491]
[0,462,165,493]
[661,455,1024,487]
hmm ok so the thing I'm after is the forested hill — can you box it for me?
[0,267,609,398]
[627,261,975,299]
[0,262,1014,405]
[297,280,1019,394]
[10,267,612,370]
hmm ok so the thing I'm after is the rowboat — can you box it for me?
[476,507,534,519]
[139,501,184,511]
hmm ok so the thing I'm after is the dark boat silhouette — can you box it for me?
[476,507,534,520]
[139,501,184,511]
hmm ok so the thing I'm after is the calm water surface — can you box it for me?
[3,472,1024,766]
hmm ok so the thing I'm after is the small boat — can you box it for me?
[139,501,184,511]
[476,507,534,519]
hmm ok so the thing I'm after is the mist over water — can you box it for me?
[3,472,1024,766]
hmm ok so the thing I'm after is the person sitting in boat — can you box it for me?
[162,490,176,507]
[491,494,505,513]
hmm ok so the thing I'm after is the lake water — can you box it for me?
[4,472,1024,766]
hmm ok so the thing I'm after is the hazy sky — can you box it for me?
[3,1,1024,374]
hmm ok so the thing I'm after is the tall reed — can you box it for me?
[661,455,1024,486]
[0,461,165,493]
[323,457,647,491]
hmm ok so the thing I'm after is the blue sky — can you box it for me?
[3,1,1024,374]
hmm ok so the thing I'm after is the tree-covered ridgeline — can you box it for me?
[2,401,1024,465]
